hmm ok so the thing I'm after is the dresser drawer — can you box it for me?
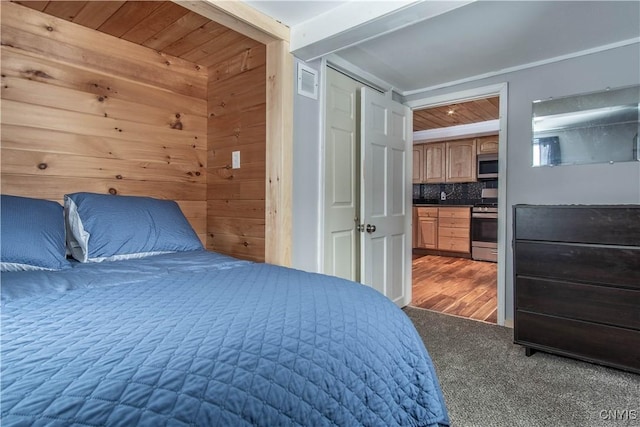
[516,277,640,330]
[438,236,469,252]
[514,205,640,245]
[515,241,640,289]
[515,311,640,373]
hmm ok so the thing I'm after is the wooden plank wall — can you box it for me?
[207,43,267,261]
[0,2,209,243]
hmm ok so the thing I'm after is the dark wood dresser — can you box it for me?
[513,205,640,373]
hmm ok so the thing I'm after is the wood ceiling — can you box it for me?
[413,97,499,131]
[13,1,262,67]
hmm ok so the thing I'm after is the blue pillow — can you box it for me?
[1,195,70,271]
[65,193,204,263]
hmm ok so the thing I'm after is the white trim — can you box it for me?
[317,57,329,273]
[401,38,640,97]
[326,54,393,93]
[413,119,499,143]
[406,83,507,109]
[407,82,509,327]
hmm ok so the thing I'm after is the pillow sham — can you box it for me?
[1,194,70,271]
[65,192,204,263]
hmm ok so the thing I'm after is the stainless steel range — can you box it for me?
[472,188,498,262]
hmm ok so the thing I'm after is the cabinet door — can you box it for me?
[413,145,424,183]
[425,143,446,183]
[446,139,476,183]
[418,217,438,249]
[477,135,499,154]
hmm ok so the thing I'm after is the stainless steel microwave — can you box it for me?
[477,154,498,179]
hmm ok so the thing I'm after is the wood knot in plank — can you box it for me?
[243,241,249,247]
[170,121,183,130]
[25,70,53,79]
[45,26,54,32]
[217,166,234,180]
[108,188,118,195]
[240,49,251,71]
[115,175,123,180]
[37,163,47,170]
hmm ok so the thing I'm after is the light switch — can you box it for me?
[232,151,240,169]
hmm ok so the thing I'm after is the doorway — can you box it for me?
[408,85,508,325]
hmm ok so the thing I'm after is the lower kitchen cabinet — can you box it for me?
[513,204,640,373]
[414,206,470,254]
[437,207,470,252]
[415,207,438,249]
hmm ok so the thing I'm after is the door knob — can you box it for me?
[366,224,376,233]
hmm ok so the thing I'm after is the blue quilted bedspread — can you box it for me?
[1,253,449,426]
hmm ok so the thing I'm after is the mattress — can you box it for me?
[1,252,449,426]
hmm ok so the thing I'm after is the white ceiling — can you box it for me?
[243,0,640,95]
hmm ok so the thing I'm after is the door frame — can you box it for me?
[406,83,509,326]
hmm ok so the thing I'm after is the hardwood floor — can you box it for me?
[411,255,497,323]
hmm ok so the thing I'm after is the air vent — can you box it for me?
[297,63,318,100]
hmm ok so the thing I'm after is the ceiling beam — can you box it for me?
[175,0,290,44]
[291,0,473,61]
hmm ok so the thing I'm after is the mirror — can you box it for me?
[532,85,639,167]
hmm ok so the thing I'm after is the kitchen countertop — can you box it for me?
[413,199,476,207]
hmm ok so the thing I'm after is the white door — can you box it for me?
[323,68,360,281]
[360,87,412,306]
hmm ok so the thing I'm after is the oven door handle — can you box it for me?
[472,213,498,219]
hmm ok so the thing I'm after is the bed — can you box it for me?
[1,193,449,426]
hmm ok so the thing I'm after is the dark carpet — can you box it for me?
[404,306,640,427]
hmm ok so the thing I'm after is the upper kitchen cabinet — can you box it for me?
[424,143,447,183]
[445,139,476,183]
[476,135,499,155]
[414,138,478,184]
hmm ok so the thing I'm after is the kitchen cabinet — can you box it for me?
[413,145,424,183]
[414,206,470,254]
[514,205,640,373]
[437,207,471,252]
[415,139,476,183]
[415,207,438,249]
[424,143,446,183]
[476,135,499,154]
[445,139,476,183]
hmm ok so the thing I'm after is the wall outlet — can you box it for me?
[440,191,447,201]
[232,151,240,169]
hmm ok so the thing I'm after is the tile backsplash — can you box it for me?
[413,180,498,203]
